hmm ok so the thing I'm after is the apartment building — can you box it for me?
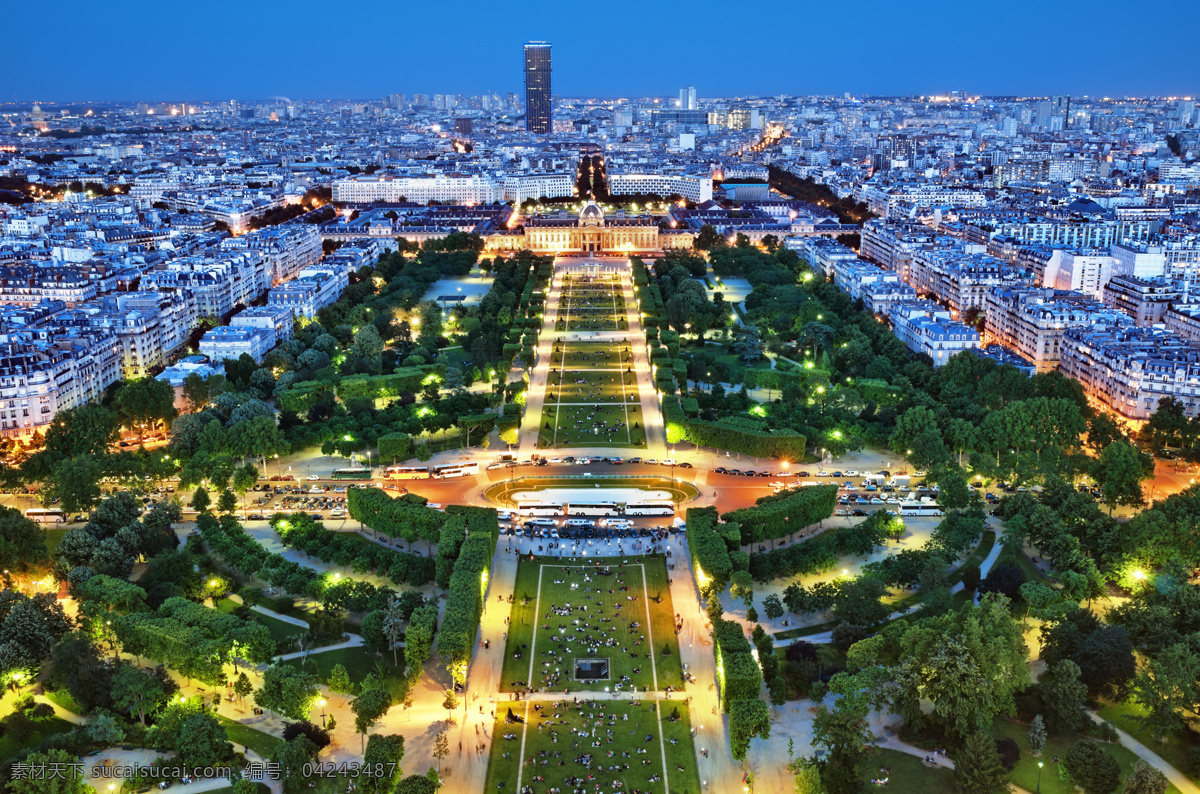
[0,329,122,439]
[1059,325,1200,420]
[1112,237,1200,283]
[606,173,713,203]
[331,174,503,204]
[909,249,1028,314]
[198,325,276,365]
[888,300,981,366]
[1164,304,1200,344]
[859,219,937,281]
[140,251,270,318]
[787,237,858,278]
[502,173,574,204]
[238,225,322,284]
[267,267,347,319]
[1102,275,1182,326]
[985,287,1132,373]
[1040,249,1117,298]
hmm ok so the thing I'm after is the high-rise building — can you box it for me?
[523,41,552,134]
[678,86,697,110]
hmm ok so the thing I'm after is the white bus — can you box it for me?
[898,503,944,517]
[431,462,480,479]
[517,501,564,517]
[385,465,430,480]
[565,501,620,517]
[623,501,675,517]
[25,508,66,524]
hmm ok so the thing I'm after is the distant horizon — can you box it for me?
[6,0,1198,103]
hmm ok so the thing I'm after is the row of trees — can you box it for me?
[274,512,435,587]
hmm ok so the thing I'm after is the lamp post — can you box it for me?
[1036,761,1043,793]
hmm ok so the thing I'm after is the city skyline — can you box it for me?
[6,0,1200,102]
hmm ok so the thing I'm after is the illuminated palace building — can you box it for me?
[491,201,671,255]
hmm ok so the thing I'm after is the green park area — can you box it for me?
[545,403,647,447]
[484,698,700,794]
[500,555,682,693]
[553,341,633,369]
[549,368,640,404]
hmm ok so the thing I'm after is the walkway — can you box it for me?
[1086,712,1200,794]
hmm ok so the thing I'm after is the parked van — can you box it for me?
[527,518,558,528]
[564,518,595,528]
[329,509,346,519]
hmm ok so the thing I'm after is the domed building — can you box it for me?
[518,200,661,254]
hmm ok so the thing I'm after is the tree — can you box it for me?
[763,593,785,626]
[1134,641,1200,740]
[441,688,459,722]
[87,713,126,746]
[1123,760,1168,794]
[232,464,258,514]
[935,466,972,511]
[48,455,103,514]
[730,571,754,608]
[730,698,771,761]
[282,720,331,751]
[1064,741,1121,794]
[114,377,177,431]
[791,757,825,794]
[812,686,875,794]
[329,663,354,704]
[271,735,318,794]
[1096,441,1147,514]
[175,712,232,767]
[191,485,211,514]
[0,507,47,571]
[1029,714,1047,756]
[255,664,320,722]
[10,748,91,793]
[832,577,889,627]
[432,730,449,772]
[953,730,1010,794]
[362,734,406,794]
[233,671,254,704]
[695,224,722,250]
[382,596,407,667]
[769,675,788,708]
[111,663,166,725]
[217,488,238,514]
[352,686,393,751]
[1045,660,1088,735]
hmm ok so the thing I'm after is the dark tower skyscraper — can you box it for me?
[523,41,552,135]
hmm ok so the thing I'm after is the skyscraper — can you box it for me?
[678,86,697,111]
[523,41,552,134]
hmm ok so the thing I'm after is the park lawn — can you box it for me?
[217,715,283,758]
[216,597,306,646]
[550,404,647,448]
[0,715,74,760]
[1097,700,1199,784]
[993,542,1051,585]
[43,689,82,715]
[691,346,772,386]
[45,527,68,556]
[551,370,639,404]
[991,718,1181,794]
[436,345,475,373]
[500,556,681,692]
[483,701,526,792]
[486,698,684,794]
[280,646,409,702]
[866,749,956,794]
[659,700,701,794]
[554,343,633,370]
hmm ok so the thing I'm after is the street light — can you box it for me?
[1037,761,1043,793]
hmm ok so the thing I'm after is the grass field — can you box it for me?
[0,715,74,760]
[553,343,633,369]
[217,715,283,758]
[1097,700,1199,785]
[559,276,626,332]
[500,555,682,692]
[280,646,407,699]
[991,718,1181,794]
[216,598,309,647]
[546,404,647,448]
[483,698,699,794]
[550,369,639,404]
[867,749,956,794]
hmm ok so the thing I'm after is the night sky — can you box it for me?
[8,0,1199,102]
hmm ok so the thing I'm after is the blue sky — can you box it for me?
[7,0,1199,102]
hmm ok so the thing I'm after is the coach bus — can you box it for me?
[565,501,620,517]
[25,508,66,524]
[898,503,944,517]
[622,501,675,517]
[385,465,430,480]
[431,462,480,479]
[516,501,564,517]
[330,468,373,481]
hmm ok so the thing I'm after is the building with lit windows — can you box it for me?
[513,202,659,255]
[523,42,552,135]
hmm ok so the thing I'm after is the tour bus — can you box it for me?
[623,501,675,517]
[385,465,430,480]
[25,508,66,524]
[898,503,944,517]
[565,501,620,517]
[330,468,373,481]
[431,462,481,479]
[516,501,565,517]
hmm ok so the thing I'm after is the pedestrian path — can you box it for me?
[1086,711,1200,794]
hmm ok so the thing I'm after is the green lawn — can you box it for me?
[500,555,682,692]
[436,345,475,373]
[553,343,633,370]
[549,369,639,404]
[217,715,283,758]
[0,715,74,760]
[1097,700,1199,784]
[484,698,696,794]
[993,541,1051,585]
[43,689,82,715]
[991,718,1181,794]
[216,598,309,647]
[545,404,647,448]
[45,527,68,557]
[280,646,407,700]
[865,749,956,794]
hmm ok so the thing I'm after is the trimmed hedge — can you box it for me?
[274,511,435,586]
[680,419,807,460]
[721,486,838,545]
[348,489,445,545]
[337,366,444,400]
[686,506,732,596]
